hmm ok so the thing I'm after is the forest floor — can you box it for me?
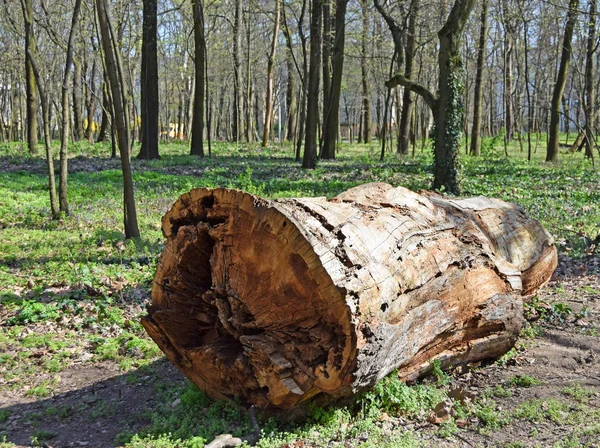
[0,140,599,448]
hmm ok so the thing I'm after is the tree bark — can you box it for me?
[233,0,243,142]
[398,0,420,155]
[26,46,59,219]
[262,0,281,147]
[285,49,296,142]
[97,84,110,143]
[584,0,597,160]
[302,0,322,169]
[21,0,38,155]
[96,0,140,239]
[138,0,160,160]
[58,0,83,216]
[85,60,97,144]
[72,59,84,142]
[321,0,348,160]
[190,0,206,156]
[470,0,488,156]
[383,0,475,195]
[143,183,557,410]
[546,0,579,162]
[360,0,370,144]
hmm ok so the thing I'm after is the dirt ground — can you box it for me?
[1,255,599,448]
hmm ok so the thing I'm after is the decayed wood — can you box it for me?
[142,183,557,409]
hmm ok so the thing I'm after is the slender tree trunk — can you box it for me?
[244,10,253,142]
[262,0,281,147]
[360,0,370,144]
[470,0,488,156]
[502,0,514,144]
[233,0,242,141]
[96,0,140,239]
[286,50,296,142]
[398,0,420,155]
[85,60,97,143]
[138,0,160,159]
[322,0,349,159]
[547,0,579,162]
[190,0,206,156]
[26,47,59,218]
[295,0,309,161]
[72,59,84,141]
[21,0,38,155]
[321,0,331,142]
[57,0,82,216]
[584,0,597,160]
[523,18,533,161]
[302,0,322,169]
[97,84,109,143]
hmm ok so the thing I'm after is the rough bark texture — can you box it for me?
[138,0,160,160]
[321,0,348,160]
[96,0,140,239]
[302,0,322,169]
[546,0,579,162]
[190,0,206,157]
[142,183,557,410]
[470,0,488,156]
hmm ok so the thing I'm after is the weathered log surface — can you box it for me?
[141,183,557,409]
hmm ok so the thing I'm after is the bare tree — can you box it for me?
[547,0,579,162]
[138,0,160,160]
[96,0,140,239]
[302,0,322,169]
[383,0,476,194]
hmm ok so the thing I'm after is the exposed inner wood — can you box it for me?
[142,183,557,409]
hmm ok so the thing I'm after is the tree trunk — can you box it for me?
[295,0,309,162]
[233,0,243,142]
[97,84,110,143]
[398,0,419,155]
[85,60,97,143]
[190,0,206,156]
[72,59,84,142]
[58,0,83,216]
[321,0,331,142]
[584,0,597,160]
[143,183,557,410]
[360,0,371,144]
[26,45,59,219]
[286,50,296,142]
[321,0,348,160]
[546,0,579,162]
[302,0,322,169]
[470,0,488,156]
[21,0,38,155]
[262,0,281,147]
[96,0,140,239]
[138,0,160,160]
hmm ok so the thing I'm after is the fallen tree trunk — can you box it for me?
[142,183,557,409]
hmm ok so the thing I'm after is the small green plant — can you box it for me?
[0,409,10,422]
[7,300,60,325]
[25,382,54,398]
[547,302,573,324]
[236,166,265,196]
[430,359,449,384]
[507,375,542,388]
[562,383,595,402]
[475,401,511,430]
[30,431,56,446]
